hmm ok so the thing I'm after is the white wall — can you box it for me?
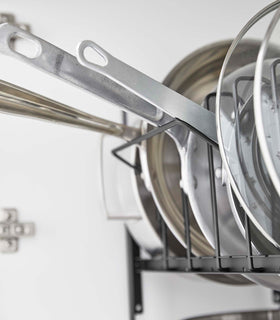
[0,0,276,319]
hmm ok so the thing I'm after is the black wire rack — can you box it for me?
[114,85,280,319]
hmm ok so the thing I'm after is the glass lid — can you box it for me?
[255,7,280,199]
[216,1,280,248]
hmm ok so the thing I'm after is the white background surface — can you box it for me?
[0,0,277,319]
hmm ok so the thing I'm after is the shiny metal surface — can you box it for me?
[182,33,280,289]
[139,40,251,284]
[218,61,280,250]
[0,20,255,285]
[185,89,280,289]
[216,1,280,249]
[185,130,248,255]
[142,126,214,256]
[100,130,249,285]
[0,22,249,285]
[143,41,231,251]
[132,152,251,285]
[225,81,280,245]
[183,309,280,320]
[227,185,280,290]
[186,101,280,290]
[0,23,217,145]
[0,29,228,272]
[100,131,246,285]
[0,79,138,140]
[255,7,280,197]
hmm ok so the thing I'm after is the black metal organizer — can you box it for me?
[114,88,280,318]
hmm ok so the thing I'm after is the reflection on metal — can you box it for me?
[0,208,35,253]
[0,23,217,146]
[0,79,139,140]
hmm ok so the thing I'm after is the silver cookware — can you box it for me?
[0,23,217,146]
[216,0,280,249]
[0,79,139,139]
[142,40,256,252]
[0,25,219,257]
[0,34,214,259]
[0,31,250,284]
[215,1,280,290]
[129,41,252,285]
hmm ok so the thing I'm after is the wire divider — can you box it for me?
[117,82,280,283]
[119,72,280,318]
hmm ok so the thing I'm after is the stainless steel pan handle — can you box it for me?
[0,23,218,145]
[0,23,169,125]
[0,79,139,140]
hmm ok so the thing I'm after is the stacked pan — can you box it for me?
[101,39,253,285]
[103,1,280,290]
[0,1,280,291]
[215,1,280,289]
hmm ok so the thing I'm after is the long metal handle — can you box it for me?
[0,79,138,140]
[0,23,218,145]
